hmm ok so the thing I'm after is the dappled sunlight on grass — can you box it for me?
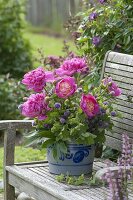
[24,32,76,57]
[0,146,45,179]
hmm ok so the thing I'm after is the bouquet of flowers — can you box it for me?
[19,56,121,158]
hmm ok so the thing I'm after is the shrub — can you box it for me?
[0,0,32,78]
[75,0,133,80]
[0,75,29,120]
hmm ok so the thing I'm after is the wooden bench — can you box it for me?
[1,51,133,200]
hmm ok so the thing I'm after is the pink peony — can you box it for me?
[21,93,50,120]
[80,94,100,117]
[56,57,88,76]
[22,67,55,92]
[103,77,122,97]
[55,77,77,98]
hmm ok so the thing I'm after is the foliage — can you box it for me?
[0,75,29,120]
[102,146,120,162]
[0,0,32,78]
[0,146,45,179]
[56,173,102,186]
[19,50,121,158]
[75,0,133,80]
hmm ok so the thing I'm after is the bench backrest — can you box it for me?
[101,51,133,151]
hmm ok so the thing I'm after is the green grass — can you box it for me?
[24,32,76,57]
[0,146,45,179]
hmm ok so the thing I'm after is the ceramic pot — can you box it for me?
[47,144,95,175]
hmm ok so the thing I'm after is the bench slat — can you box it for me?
[106,62,133,73]
[107,51,133,66]
[105,73,133,85]
[105,67,133,78]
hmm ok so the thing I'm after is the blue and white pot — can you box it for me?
[47,144,95,175]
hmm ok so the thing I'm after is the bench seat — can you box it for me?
[6,160,133,200]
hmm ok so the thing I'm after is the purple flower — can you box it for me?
[54,102,61,109]
[44,124,51,129]
[60,117,66,124]
[100,108,106,114]
[89,12,98,21]
[102,134,133,200]
[98,120,103,127]
[103,101,109,105]
[98,0,107,4]
[64,110,70,118]
[111,111,116,117]
[92,36,101,46]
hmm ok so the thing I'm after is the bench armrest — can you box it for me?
[0,120,33,130]
[0,120,33,166]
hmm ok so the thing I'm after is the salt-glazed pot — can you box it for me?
[47,144,95,175]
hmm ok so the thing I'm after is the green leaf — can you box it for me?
[38,130,55,139]
[58,142,67,154]
[42,139,55,148]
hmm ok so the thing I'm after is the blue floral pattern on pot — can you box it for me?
[47,144,95,175]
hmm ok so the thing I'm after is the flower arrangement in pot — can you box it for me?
[19,56,121,176]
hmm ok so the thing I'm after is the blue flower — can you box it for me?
[60,117,66,124]
[64,110,70,118]
[98,120,103,127]
[44,124,51,129]
[92,36,101,46]
[111,111,116,117]
[98,0,107,4]
[89,12,98,21]
[54,102,61,109]
[100,108,106,114]
[103,101,109,105]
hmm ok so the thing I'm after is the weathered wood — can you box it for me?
[5,161,111,200]
[105,72,133,85]
[6,166,88,200]
[107,51,133,66]
[0,120,33,130]
[4,125,16,200]
[105,62,133,73]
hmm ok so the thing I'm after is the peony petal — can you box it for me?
[45,71,55,82]
[38,115,47,121]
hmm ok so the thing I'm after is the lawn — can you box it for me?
[0,146,45,179]
[24,32,76,57]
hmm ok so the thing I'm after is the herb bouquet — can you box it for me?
[19,56,121,175]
